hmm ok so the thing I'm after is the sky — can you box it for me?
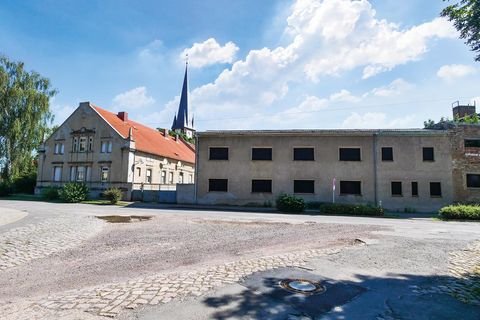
[1,0,479,130]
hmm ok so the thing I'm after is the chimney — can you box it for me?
[452,101,476,119]
[118,111,128,122]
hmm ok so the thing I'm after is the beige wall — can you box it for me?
[196,131,453,212]
[36,102,194,200]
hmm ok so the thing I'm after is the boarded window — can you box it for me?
[340,181,361,195]
[430,182,442,197]
[339,148,361,161]
[423,147,434,161]
[294,180,314,193]
[465,139,480,148]
[391,182,402,196]
[251,179,272,193]
[293,148,314,161]
[382,147,393,161]
[209,147,229,160]
[252,148,272,160]
[466,174,480,188]
[411,182,418,196]
[209,179,228,192]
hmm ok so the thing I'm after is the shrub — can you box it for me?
[319,203,384,216]
[438,205,480,220]
[12,172,36,194]
[276,194,305,213]
[103,187,123,204]
[41,186,60,200]
[306,201,324,210]
[0,182,12,197]
[60,182,89,203]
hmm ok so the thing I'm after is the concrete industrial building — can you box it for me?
[195,104,480,212]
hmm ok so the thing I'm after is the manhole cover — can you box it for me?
[280,279,326,295]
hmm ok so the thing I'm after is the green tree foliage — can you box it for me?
[0,56,57,182]
[441,0,480,61]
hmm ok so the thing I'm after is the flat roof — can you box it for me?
[197,128,450,137]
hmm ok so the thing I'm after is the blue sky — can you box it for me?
[1,0,479,130]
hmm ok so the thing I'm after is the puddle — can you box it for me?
[96,215,152,223]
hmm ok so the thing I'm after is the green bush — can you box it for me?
[438,205,480,220]
[103,187,123,204]
[276,194,305,213]
[319,203,384,216]
[41,186,60,200]
[0,181,12,197]
[12,172,36,194]
[60,182,89,203]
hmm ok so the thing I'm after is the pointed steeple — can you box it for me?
[171,56,195,138]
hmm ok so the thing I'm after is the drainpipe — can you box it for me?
[194,134,199,204]
[373,132,378,206]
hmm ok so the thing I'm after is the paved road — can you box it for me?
[0,200,479,320]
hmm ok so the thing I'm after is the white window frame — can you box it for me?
[161,171,166,184]
[101,167,109,182]
[53,166,62,182]
[79,137,87,152]
[76,166,85,181]
[146,169,152,183]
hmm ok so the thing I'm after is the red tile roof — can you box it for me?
[92,105,195,164]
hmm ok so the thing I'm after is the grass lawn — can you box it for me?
[81,199,130,206]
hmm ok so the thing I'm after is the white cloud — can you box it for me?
[112,87,155,110]
[329,89,360,102]
[370,78,413,97]
[181,38,239,68]
[138,39,164,63]
[437,64,477,81]
[342,112,415,129]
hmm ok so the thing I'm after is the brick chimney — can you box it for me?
[117,111,128,122]
[452,101,476,119]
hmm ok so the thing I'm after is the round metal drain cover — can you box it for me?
[279,279,326,295]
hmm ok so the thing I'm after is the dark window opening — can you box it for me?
[339,148,361,161]
[251,179,272,193]
[382,147,393,161]
[423,147,434,161]
[465,140,480,148]
[209,179,228,192]
[391,182,402,196]
[294,180,314,193]
[340,181,361,195]
[466,174,480,188]
[430,182,442,197]
[293,148,314,161]
[411,182,418,197]
[252,148,272,160]
[209,147,229,160]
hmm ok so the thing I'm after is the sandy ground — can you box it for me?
[0,207,28,227]
[0,215,382,301]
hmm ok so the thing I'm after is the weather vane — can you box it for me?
[185,53,189,65]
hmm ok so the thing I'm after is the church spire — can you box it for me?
[171,56,195,138]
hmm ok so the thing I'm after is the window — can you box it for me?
[161,171,166,184]
[293,148,314,161]
[209,179,228,192]
[169,172,174,184]
[137,167,141,177]
[54,143,64,154]
[251,179,272,193]
[209,147,229,160]
[179,172,184,184]
[101,141,113,153]
[430,182,442,197]
[294,180,314,193]
[101,167,109,182]
[88,136,94,152]
[146,169,152,183]
[381,147,393,161]
[79,137,87,152]
[189,174,193,183]
[70,166,76,181]
[76,166,85,181]
[423,147,434,161]
[411,182,418,197]
[252,148,272,160]
[73,137,78,152]
[340,181,361,195]
[465,139,480,148]
[53,166,62,182]
[339,148,361,161]
[391,182,402,196]
[466,174,480,188]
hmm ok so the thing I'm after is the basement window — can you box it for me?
[209,147,229,160]
[466,174,480,188]
[339,148,361,161]
[411,182,418,197]
[391,182,402,196]
[209,179,228,192]
[430,182,442,197]
[340,181,361,195]
[251,179,272,193]
[294,180,315,194]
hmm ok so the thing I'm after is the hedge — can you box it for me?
[438,205,480,220]
[276,194,305,213]
[319,203,384,216]
[59,182,89,203]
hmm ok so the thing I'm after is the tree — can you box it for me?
[441,0,480,61]
[0,56,57,182]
